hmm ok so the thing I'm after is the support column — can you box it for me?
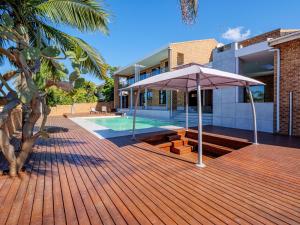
[166,91,168,110]
[145,88,148,109]
[185,88,189,131]
[246,85,258,144]
[170,91,173,118]
[119,91,122,111]
[132,88,140,140]
[196,73,205,168]
[130,88,133,111]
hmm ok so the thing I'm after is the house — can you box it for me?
[114,29,300,136]
[113,39,218,119]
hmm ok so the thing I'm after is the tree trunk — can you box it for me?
[16,94,42,172]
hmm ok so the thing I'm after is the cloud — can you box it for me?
[222,27,251,42]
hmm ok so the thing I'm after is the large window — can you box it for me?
[159,90,166,104]
[239,75,274,103]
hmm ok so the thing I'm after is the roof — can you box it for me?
[269,30,300,46]
[124,64,263,91]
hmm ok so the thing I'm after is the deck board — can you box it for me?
[0,116,300,225]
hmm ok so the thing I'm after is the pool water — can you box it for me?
[88,116,182,131]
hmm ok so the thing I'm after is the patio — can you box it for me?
[0,116,300,224]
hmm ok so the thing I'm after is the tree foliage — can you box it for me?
[0,0,109,176]
[97,65,118,102]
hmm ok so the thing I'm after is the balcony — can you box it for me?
[123,67,169,86]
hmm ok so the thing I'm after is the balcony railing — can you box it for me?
[121,67,169,87]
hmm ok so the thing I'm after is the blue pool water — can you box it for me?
[87,116,183,131]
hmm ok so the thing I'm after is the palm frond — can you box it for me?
[35,0,109,33]
[39,22,106,79]
[180,0,198,24]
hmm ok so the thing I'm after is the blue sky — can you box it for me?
[2,0,300,85]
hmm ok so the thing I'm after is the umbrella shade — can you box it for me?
[125,64,264,91]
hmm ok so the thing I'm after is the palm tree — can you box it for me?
[0,0,109,176]
[179,0,198,24]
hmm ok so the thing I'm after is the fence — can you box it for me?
[49,102,114,116]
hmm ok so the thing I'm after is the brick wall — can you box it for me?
[169,39,217,70]
[274,39,300,136]
[239,29,298,47]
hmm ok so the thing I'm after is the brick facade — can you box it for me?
[239,29,297,47]
[273,39,300,136]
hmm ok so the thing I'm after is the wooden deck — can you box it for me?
[0,116,300,225]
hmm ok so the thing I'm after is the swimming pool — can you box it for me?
[70,116,185,139]
[87,116,183,131]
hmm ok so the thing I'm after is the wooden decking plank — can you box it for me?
[42,141,54,225]
[30,142,47,225]
[63,131,154,225]
[58,140,127,225]
[70,128,241,225]
[16,148,44,225]
[95,140,268,224]
[129,142,297,223]
[121,141,300,224]
[57,126,138,224]
[69,133,190,225]
[52,132,79,225]
[5,150,39,225]
[1,116,300,225]
[104,140,294,224]
[59,132,104,225]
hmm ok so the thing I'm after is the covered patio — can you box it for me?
[124,64,263,167]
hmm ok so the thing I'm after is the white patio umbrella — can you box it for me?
[124,64,264,167]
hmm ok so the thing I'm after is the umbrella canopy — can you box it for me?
[124,64,262,168]
[125,64,264,91]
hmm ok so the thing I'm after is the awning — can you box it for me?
[126,64,263,168]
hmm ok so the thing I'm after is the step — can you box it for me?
[185,131,250,149]
[202,142,233,156]
[155,142,172,151]
[171,145,193,155]
[171,139,184,148]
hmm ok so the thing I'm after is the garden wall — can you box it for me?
[49,101,114,116]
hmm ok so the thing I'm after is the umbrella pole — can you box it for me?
[246,85,258,144]
[132,87,140,140]
[196,73,205,168]
[185,88,189,131]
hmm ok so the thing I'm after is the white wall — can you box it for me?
[213,87,274,132]
[212,43,274,133]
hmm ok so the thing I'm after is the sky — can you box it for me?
[2,0,300,85]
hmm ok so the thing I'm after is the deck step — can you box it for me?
[186,131,250,149]
[171,145,193,155]
[202,142,233,156]
[171,140,184,148]
[155,142,172,151]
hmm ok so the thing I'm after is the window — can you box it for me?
[147,90,153,100]
[159,90,166,104]
[244,86,265,103]
[238,75,274,103]
[177,53,184,65]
